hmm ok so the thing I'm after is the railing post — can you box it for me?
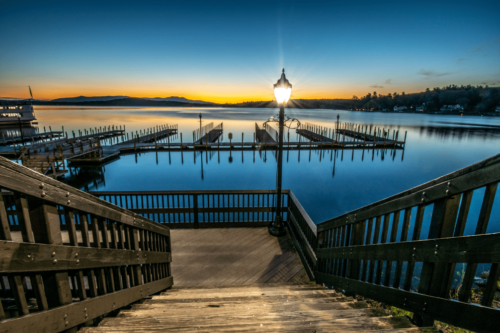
[27,198,73,308]
[193,194,199,229]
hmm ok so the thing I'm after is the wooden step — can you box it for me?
[78,283,427,332]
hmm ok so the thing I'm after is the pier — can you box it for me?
[297,122,335,143]
[255,122,276,144]
[194,122,223,145]
[0,121,408,178]
[0,153,499,332]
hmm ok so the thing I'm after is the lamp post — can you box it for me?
[269,69,292,237]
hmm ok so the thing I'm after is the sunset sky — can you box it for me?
[1,0,499,103]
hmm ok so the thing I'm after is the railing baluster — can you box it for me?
[30,274,49,310]
[459,183,498,303]
[384,211,400,286]
[9,275,29,315]
[64,207,78,246]
[80,213,90,247]
[361,218,373,281]
[14,193,34,243]
[393,209,411,288]
[454,190,473,237]
[403,205,424,291]
[0,191,12,240]
[375,214,390,285]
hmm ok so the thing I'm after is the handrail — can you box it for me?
[90,190,291,229]
[286,191,317,280]
[315,153,500,332]
[318,153,500,229]
[0,156,172,332]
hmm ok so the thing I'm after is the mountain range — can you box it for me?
[0,95,215,105]
[49,96,215,104]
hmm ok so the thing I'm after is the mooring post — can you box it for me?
[154,133,157,150]
[180,133,183,149]
[242,132,244,148]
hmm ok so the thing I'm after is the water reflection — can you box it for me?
[65,165,106,191]
[417,124,500,141]
[27,106,500,224]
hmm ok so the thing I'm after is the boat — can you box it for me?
[0,87,37,127]
[0,101,37,126]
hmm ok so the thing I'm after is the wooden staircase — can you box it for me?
[80,283,429,332]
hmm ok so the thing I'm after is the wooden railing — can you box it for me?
[315,154,500,332]
[287,192,317,280]
[91,190,320,282]
[0,157,172,332]
[90,190,290,229]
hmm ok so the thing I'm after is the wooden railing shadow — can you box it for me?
[0,157,172,332]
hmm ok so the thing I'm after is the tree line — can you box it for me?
[225,85,500,113]
[351,85,500,113]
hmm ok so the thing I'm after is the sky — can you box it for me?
[1,0,499,103]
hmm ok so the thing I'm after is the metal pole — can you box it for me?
[269,104,286,237]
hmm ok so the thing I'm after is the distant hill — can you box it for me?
[48,95,214,105]
[50,96,128,103]
[144,96,215,105]
[31,97,215,107]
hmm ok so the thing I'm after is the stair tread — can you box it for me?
[78,284,422,332]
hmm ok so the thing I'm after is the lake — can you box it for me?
[23,106,500,234]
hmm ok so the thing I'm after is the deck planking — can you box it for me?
[80,283,427,332]
[170,228,310,287]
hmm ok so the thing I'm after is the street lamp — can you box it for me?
[269,69,292,237]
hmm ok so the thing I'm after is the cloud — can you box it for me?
[384,79,392,84]
[369,84,384,88]
[418,69,453,78]
[470,38,500,53]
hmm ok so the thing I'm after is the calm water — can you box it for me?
[20,106,500,231]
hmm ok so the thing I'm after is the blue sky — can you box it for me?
[1,0,499,102]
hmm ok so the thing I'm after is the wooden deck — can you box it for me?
[170,228,310,287]
[81,283,424,332]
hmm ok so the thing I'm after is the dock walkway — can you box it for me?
[297,129,334,143]
[195,123,223,145]
[255,122,275,144]
[338,129,398,143]
[170,228,309,287]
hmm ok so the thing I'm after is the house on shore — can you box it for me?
[440,104,463,112]
[393,106,407,112]
[495,105,500,112]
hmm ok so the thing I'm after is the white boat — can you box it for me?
[0,101,37,126]
[0,87,37,127]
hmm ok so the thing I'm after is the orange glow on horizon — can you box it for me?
[2,82,429,103]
